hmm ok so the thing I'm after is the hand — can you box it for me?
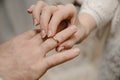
[0,26,80,80]
[27,1,77,38]
[27,1,89,52]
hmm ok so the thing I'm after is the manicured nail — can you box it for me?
[34,19,38,26]
[27,9,31,13]
[48,30,53,37]
[41,30,46,38]
[57,47,64,52]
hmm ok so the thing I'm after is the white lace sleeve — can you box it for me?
[79,0,119,28]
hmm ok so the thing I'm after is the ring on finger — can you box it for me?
[52,37,60,44]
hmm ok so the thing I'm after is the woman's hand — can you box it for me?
[0,26,80,80]
[27,1,96,52]
[27,1,77,38]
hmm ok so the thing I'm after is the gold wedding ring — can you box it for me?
[52,37,60,44]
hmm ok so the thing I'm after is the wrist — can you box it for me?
[74,14,96,44]
[75,16,90,36]
[77,13,97,36]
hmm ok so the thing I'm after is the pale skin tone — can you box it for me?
[27,1,97,52]
[0,26,80,80]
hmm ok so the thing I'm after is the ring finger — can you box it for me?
[39,25,78,56]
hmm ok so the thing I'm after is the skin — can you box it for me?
[27,1,96,52]
[0,26,80,80]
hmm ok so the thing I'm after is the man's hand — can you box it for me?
[0,26,80,80]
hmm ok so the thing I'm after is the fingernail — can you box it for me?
[41,30,46,38]
[57,47,64,52]
[34,19,38,26]
[48,30,53,37]
[27,9,31,13]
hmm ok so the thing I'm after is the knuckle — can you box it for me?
[42,6,48,11]
[42,6,50,14]
[50,6,58,12]
[57,5,64,9]
[37,0,46,7]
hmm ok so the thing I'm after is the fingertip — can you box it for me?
[27,5,35,14]
[47,24,56,37]
[66,48,80,57]
[57,40,79,54]
[57,44,72,52]
[71,48,80,57]
[34,19,40,26]
[57,41,73,52]
[57,46,64,52]
[27,9,32,14]
[73,48,80,54]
